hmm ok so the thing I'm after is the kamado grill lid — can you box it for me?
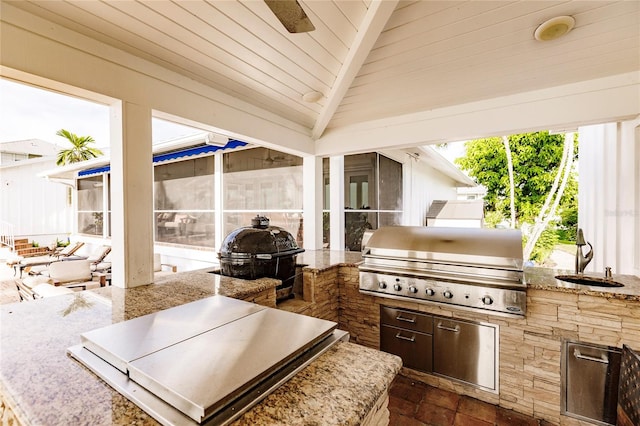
[219,215,304,260]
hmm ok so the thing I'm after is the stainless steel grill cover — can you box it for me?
[359,226,526,316]
[68,296,348,425]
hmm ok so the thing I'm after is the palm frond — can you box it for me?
[56,128,103,165]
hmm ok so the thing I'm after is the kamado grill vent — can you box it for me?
[218,216,304,301]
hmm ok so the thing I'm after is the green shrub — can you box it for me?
[529,229,559,263]
[484,211,504,228]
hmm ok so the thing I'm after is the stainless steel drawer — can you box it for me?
[381,324,433,373]
[380,306,433,334]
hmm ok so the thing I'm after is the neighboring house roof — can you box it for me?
[412,146,477,187]
[426,200,484,220]
[0,139,58,157]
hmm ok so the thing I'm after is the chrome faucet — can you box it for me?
[575,228,593,274]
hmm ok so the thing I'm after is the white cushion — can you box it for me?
[48,260,92,283]
[32,283,74,298]
[21,275,54,289]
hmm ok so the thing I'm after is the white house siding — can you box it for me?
[578,116,640,276]
[0,158,72,245]
[403,157,460,227]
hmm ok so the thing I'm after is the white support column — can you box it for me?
[214,152,224,250]
[402,154,414,226]
[329,156,345,250]
[620,118,640,276]
[102,173,110,238]
[109,100,154,287]
[578,116,640,275]
[303,155,323,249]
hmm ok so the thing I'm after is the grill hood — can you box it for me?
[363,226,524,272]
[359,226,526,316]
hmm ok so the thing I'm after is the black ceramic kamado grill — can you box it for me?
[218,216,304,301]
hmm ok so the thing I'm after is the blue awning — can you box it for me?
[79,139,247,177]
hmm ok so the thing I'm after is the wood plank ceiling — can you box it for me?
[6,0,640,144]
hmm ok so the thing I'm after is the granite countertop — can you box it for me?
[0,261,400,425]
[297,250,363,272]
[525,267,640,300]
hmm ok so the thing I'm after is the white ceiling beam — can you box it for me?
[310,0,398,141]
[315,73,640,156]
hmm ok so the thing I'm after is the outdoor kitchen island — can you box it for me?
[0,251,401,426]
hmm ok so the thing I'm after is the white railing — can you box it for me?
[0,221,15,251]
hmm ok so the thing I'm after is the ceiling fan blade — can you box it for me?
[264,0,315,33]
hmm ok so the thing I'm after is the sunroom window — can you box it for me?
[154,156,215,247]
[223,147,303,246]
[77,175,105,236]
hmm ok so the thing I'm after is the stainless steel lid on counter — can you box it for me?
[68,296,348,425]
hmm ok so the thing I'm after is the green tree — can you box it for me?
[455,132,577,225]
[55,129,103,165]
[455,131,578,262]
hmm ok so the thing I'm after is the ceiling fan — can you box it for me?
[263,149,293,166]
[264,0,315,33]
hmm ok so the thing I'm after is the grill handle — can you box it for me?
[574,349,609,364]
[437,323,460,333]
[394,332,416,342]
[395,314,416,324]
[225,247,305,260]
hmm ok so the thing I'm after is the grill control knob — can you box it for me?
[482,295,494,305]
[378,281,387,289]
[425,288,435,296]
[409,285,418,293]
[393,283,402,291]
[443,290,454,299]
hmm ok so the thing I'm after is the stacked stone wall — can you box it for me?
[330,266,640,425]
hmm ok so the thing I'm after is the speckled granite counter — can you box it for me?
[0,262,400,426]
[525,266,640,300]
[297,250,363,272]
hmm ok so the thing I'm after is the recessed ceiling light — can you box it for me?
[534,15,575,41]
[302,91,323,103]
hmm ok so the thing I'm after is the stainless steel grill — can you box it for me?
[359,226,526,316]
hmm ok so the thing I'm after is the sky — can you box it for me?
[433,141,466,163]
[0,79,203,149]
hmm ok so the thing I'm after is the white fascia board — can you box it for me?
[37,157,110,180]
[413,146,476,187]
[315,72,640,156]
[0,4,314,156]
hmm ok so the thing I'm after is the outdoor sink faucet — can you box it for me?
[575,228,593,274]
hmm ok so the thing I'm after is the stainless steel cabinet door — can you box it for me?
[562,341,621,425]
[380,324,433,373]
[433,318,497,391]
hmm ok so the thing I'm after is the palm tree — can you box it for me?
[55,129,103,165]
